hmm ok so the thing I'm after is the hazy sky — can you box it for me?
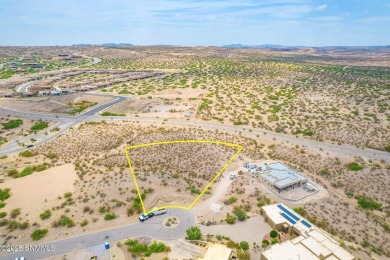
[1,0,389,46]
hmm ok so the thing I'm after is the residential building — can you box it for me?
[260,203,355,260]
[260,162,307,193]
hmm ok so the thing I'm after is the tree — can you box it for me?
[385,145,390,152]
[186,226,202,240]
[240,241,249,250]
[270,230,278,238]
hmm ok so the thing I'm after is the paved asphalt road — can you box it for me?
[16,81,34,93]
[0,94,126,156]
[0,94,389,162]
[1,209,195,260]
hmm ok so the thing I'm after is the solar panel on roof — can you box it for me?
[281,212,297,224]
[301,220,312,228]
[277,204,300,221]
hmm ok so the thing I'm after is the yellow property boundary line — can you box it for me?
[124,140,243,214]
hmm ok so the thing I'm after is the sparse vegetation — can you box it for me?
[40,210,52,220]
[186,226,202,240]
[125,239,170,257]
[358,197,382,210]
[30,121,49,131]
[31,229,48,240]
[347,162,364,171]
[2,119,23,129]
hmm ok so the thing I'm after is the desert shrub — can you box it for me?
[101,112,126,116]
[145,242,170,256]
[237,250,251,260]
[347,162,363,171]
[18,167,34,177]
[0,219,8,226]
[226,240,237,248]
[358,197,382,210]
[0,212,6,218]
[320,169,330,176]
[31,229,48,240]
[19,150,35,157]
[64,192,72,198]
[257,199,267,207]
[233,207,247,221]
[186,226,202,240]
[40,210,52,220]
[52,215,75,228]
[7,169,18,177]
[2,119,23,129]
[80,219,89,227]
[268,114,279,121]
[125,239,169,256]
[104,213,116,220]
[0,202,5,208]
[0,155,8,159]
[385,145,390,152]
[30,121,49,131]
[127,207,134,216]
[14,163,49,178]
[223,196,237,205]
[262,240,270,248]
[8,220,29,231]
[270,230,278,238]
[225,213,236,224]
[271,238,278,244]
[294,207,307,217]
[240,241,249,250]
[46,152,58,159]
[10,208,21,218]
[296,129,314,136]
[99,206,107,213]
[0,188,11,201]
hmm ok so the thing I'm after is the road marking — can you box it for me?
[124,140,243,214]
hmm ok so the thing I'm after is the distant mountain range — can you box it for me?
[222,44,285,48]
[72,43,133,47]
[221,44,390,54]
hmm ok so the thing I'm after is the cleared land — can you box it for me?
[0,94,114,114]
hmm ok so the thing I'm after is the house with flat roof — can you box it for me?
[261,203,312,237]
[260,162,307,193]
[260,203,355,260]
[197,243,234,260]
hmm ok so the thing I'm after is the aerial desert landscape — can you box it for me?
[0,45,389,260]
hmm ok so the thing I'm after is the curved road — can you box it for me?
[0,96,389,162]
[1,209,195,260]
[0,94,126,156]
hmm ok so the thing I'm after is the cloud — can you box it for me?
[310,16,343,22]
[357,16,390,23]
[315,4,327,11]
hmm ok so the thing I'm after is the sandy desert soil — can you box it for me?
[0,94,114,114]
